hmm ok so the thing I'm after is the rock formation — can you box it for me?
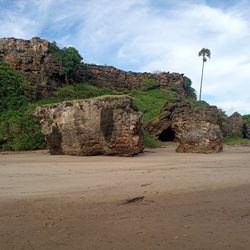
[172,106,223,153]
[146,99,223,153]
[223,112,243,137]
[75,64,186,95]
[1,37,188,97]
[0,37,61,96]
[33,96,144,156]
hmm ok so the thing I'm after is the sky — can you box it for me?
[0,0,250,115]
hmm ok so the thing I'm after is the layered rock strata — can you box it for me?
[33,96,144,156]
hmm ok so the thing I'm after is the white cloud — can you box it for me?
[0,0,250,115]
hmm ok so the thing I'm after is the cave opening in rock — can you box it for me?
[158,127,176,141]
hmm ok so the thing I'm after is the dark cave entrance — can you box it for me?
[158,127,176,142]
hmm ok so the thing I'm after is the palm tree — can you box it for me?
[198,48,211,101]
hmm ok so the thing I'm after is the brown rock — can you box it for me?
[0,37,61,97]
[76,64,186,95]
[146,100,223,153]
[1,37,190,97]
[33,96,144,156]
[172,106,223,153]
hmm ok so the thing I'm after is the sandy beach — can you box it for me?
[0,145,250,249]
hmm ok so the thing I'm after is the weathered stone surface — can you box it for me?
[172,106,223,153]
[223,112,243,137]
[146,99,223,153]
[76,64,186,95]
[145,98,190,138]
[33,96,144,156]
[0,37,61,96]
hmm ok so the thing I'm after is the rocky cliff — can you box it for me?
[0,37,189,97]
[0,37,61,97]
[33,96,144,156]
[75,64,186,95]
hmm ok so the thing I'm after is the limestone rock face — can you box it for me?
[0,37,189,97]
[223,112,243,137]
[146,99,223,153]
[76,64,186,95]
[0,37,61,96]
[33,96,144,156]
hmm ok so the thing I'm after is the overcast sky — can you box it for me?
[0,0,250,115]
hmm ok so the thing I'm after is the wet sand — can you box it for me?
[0,145,250,249]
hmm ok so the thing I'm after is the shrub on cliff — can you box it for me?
[242,114,250,123]
[49,42,82,83]
[183,76,197,100]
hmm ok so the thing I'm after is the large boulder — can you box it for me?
[33,96,144,156]
[172,105,223,153]
[146,99,223,153]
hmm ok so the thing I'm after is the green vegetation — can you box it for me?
[242,114,250,123]
[94,94,126,101]
[0,62,45,150]
[0,106,46,151]
[191,100,210,108]
[144,132,162,148]
[34,84,120,106]
[49,42,82,83]
[183,77,197,100]
[52,84,119,101]
[141,78,157,90]
[129,88,177,125]
[224,136,250,145]
[129,88,177,148]
[0,62,29,112]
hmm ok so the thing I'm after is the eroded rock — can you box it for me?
[172,106,223,153]
[146,99,223,153]
[33,96,144,156]
[76,64,187,95]
[0,37,61,96]
[1,37,189,97]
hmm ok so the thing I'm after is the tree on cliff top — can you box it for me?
[49,42,82,83]
[198,48,211,101]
